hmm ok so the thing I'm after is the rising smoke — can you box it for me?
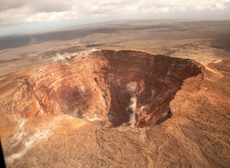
[126,82,138,128]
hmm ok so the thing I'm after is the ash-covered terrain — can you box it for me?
[1,20,230,167]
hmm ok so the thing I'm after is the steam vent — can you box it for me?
[13,50,202,128]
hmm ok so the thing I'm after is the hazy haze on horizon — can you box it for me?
[0,0,230,36]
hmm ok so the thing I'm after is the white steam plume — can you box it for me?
[128,96,137,128]
[126,81,138,128]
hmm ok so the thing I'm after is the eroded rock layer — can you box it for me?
[12,50,202,127]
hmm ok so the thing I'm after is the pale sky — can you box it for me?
[0,0,230,36]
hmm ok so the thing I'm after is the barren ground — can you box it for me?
[1,20,230,167]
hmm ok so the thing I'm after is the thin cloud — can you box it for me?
[0,0,230,27]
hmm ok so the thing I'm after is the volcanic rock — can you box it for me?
[12,50,202,128]
[3,49,230,168]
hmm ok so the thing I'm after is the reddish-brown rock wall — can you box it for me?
[12,50,202,128]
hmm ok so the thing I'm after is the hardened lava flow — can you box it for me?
[12,50,202,128]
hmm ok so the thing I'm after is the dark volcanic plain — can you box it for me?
[1,20,230,168]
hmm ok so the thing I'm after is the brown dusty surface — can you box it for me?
[0,114,17,143]
[0,68,38,143]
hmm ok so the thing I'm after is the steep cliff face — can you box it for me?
[12,50,202,128]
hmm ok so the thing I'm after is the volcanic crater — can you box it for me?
[12,50,202,128]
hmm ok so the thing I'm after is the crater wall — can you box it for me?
[12,50,202,128]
